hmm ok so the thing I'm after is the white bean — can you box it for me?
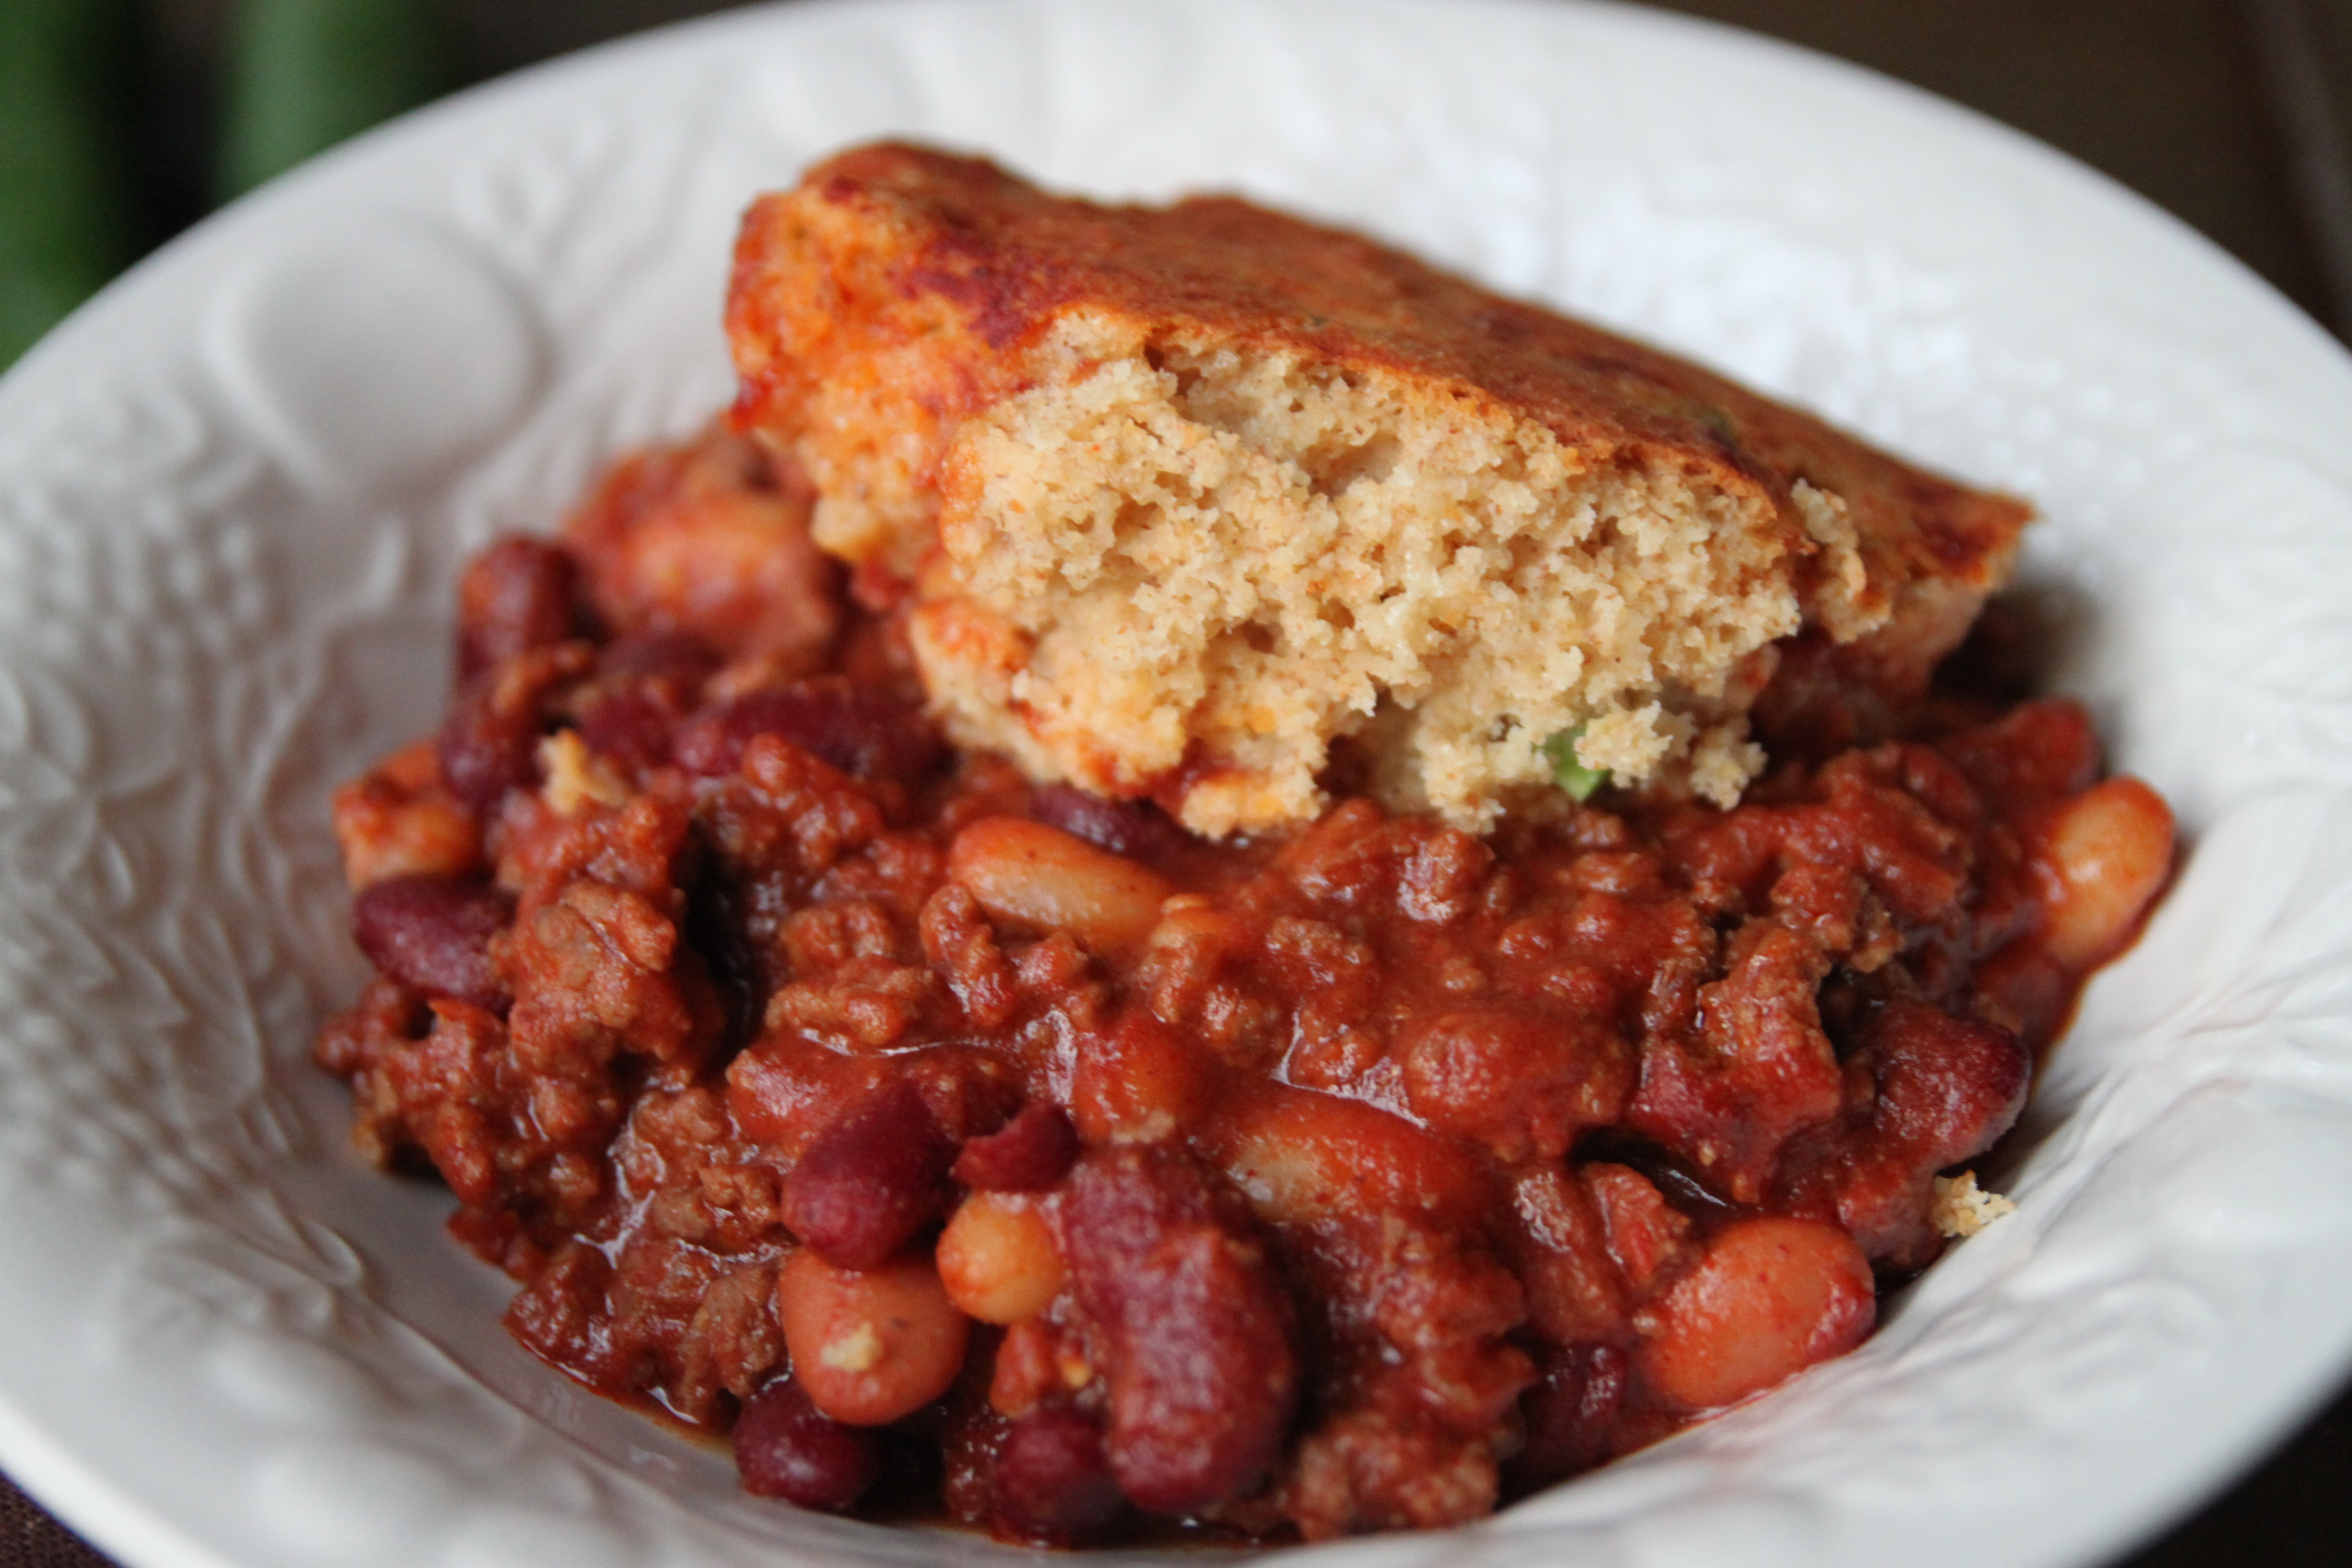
[776,1247,968,1425]
[2036,777,2173,969]
[950,816,1173,953]
[937,1192,1066,1324]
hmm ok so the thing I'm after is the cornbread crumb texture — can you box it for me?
[728,144,2030,834]
[540,731,627,817]
[1931,1171,2016,1239]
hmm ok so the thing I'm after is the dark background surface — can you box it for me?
[5,2,2351,1565]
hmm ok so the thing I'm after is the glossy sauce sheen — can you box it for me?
[314,428,2174,1545]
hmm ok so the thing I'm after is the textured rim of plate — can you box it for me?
[4,2,2352,1568]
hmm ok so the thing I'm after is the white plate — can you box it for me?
[5,1,2352,1565]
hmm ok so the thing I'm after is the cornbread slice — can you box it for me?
[728,143,2028,834]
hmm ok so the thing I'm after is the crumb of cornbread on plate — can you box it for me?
[726,142,2028,835]
[1931,1170,2017,1239]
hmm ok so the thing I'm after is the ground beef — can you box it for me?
[314,425,2173,1545]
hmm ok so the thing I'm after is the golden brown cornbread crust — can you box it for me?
[727,143,2028,833]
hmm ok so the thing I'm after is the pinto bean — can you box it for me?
[776,1247,969,1426]
[937,1193,1066,1324]
[780,1078,956,1269]
[950,817,1174,954]
[2033,776,2174,969]
[953,1101,1079,1191]
[456,536,584,683]
[734,1374,881,1511]
[1062,1146,1299,1516]
[993,1406,1125,1544]
[350,875,511,1010]
[1634,1217,1873,1412]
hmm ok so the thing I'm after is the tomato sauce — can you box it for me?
[314,426,2173,1544]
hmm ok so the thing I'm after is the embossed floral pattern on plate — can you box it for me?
[4,3,2352,1567]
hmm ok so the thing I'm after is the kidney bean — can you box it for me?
[350,874,511,1010]
[992,1406,1125,1544]
[437,683,542,816]
[952,1101,1078,1192]
[780,1078,956,1269]
[950,817,1174,954]
[575,632,720,774]
[937,1193,1066,1324]
[597,629,718,684]
[1506,1342,1627,1492]
[457,537,583,683]
[1063,1146,1299,1516]
[1028,784,1186,862]
[1634,1217,1873,1412]
[577,686,678,773]
[1776,996,2031,1266]
[734,1374,881,1511]
[674,680,942,783]
[777,1247,969,1426]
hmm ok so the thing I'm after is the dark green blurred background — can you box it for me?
[0,3,2348,1567]
[5,0,2352,369]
